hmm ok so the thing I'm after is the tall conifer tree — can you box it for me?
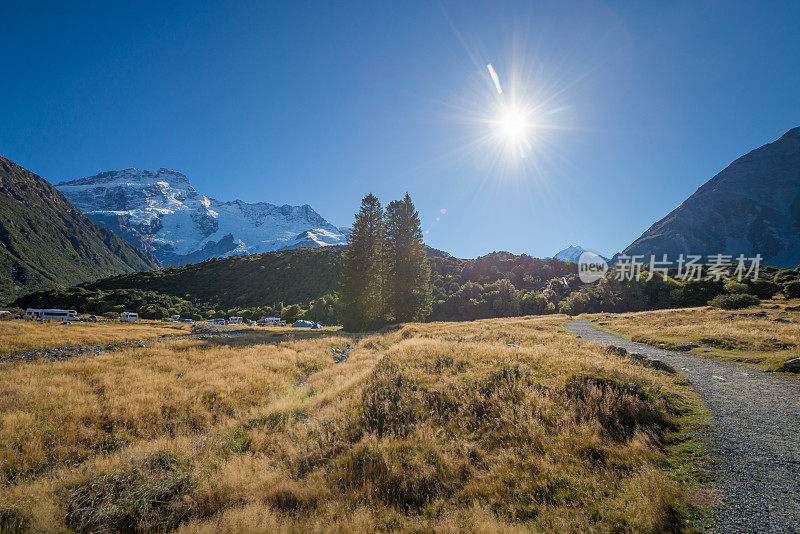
[384,193,431,322]
[340,194,385,330]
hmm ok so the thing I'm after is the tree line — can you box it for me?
[339,193,431,331]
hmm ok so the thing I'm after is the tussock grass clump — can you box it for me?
[565,374,673,441]
[358,359,421,439]
[334,440,461,512]
[65,451,193,533]
[0,505,29,534]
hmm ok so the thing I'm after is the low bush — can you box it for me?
[783,280,800,299]
[773,269,798,285]
[708,293,760,310]
[746,279,780,299]
[723,281,751,294]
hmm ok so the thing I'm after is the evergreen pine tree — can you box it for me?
[384,193,431,322]
[340,193,385,330]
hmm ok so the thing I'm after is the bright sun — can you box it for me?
[498,106,527,140]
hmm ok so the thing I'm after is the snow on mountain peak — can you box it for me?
[553,245,610,263]
[56,168,346,266]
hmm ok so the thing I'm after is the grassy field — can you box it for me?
[0,320,189,358]
[586,299,800,371]
[0,316,711,533]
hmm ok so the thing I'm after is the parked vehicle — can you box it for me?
[258,316,281,326]
[25,309,78,321]
[87,315,98,322]
[215,319,226,325]
[120,312,138,323]
[229,316,243,324]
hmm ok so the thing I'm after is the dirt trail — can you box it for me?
[564,319,800,533]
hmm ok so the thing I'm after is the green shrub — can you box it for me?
[723,281,751,294]
[708,293,760,310]
[783,280,800,299]
[774,270,798,285]
[746,279,780,299]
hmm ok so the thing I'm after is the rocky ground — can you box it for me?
[0,325,251,364]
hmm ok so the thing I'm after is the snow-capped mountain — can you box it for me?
[56,168,347,266]
[553,245,610,263]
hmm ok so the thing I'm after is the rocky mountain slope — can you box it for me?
[56,168,347,266]
[624,126,800,267]
[0,157,159,302]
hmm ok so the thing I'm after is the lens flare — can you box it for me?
[486,63,503,95]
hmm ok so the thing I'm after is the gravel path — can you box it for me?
[564,319,800,533]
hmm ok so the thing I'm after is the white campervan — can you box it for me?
[228,316,243,324]
[25,309,78,321]
[120,312,139,323]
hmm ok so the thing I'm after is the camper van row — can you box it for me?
[16,310,324,328]
[23,309,139,322]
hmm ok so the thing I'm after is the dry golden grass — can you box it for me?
[0,316,710,533]
[586,299,800,370]
[0,320,188,357]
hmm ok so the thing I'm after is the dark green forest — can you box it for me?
[11,243,796,323]
[11,246,579,322]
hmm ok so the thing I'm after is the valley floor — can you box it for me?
[0,316,709,533]
[584,299,800,371]
[0,320,189,359]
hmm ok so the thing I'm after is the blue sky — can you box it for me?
[2,1,799,259]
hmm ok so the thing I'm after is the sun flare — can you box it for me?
[498,106,527,141]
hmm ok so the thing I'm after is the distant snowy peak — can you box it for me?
[553,245,609,263]
[57,167,192,188]
[56,168,346,267]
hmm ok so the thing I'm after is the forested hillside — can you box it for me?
[0,156,160,301]
[11,246,579,322]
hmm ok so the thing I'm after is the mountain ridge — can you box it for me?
[623,126,800,267]
[56,168,347,266]
[0,156,160,302]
